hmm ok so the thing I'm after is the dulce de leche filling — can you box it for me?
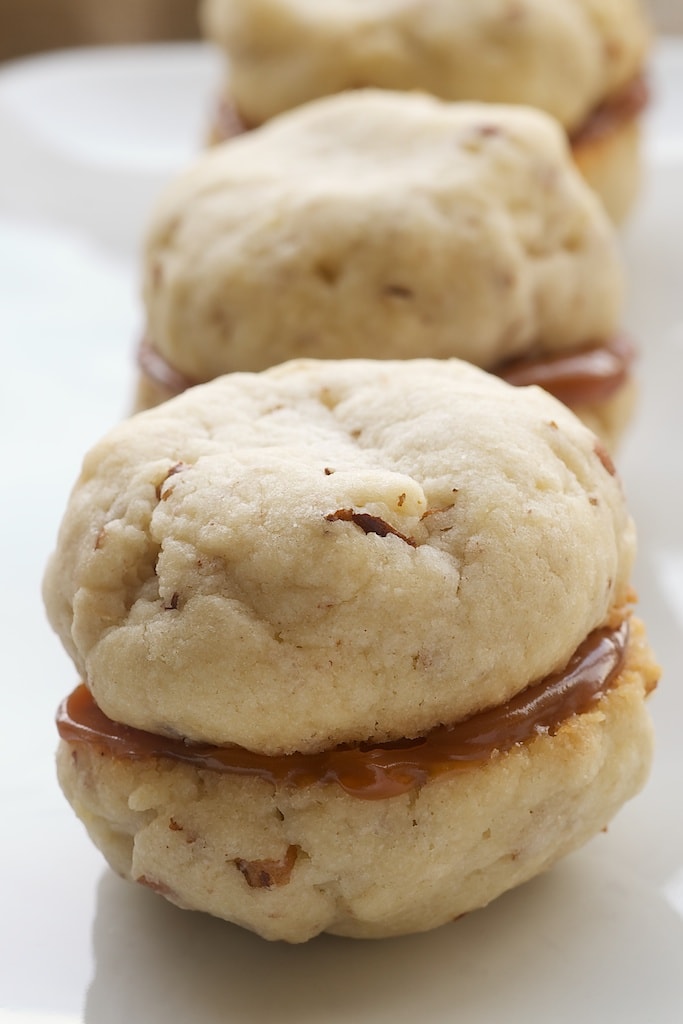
[57,619,628,800]
[212,74,648,148]
[496,335,634,408]
[569,73,649,149]
[137,335,634,409]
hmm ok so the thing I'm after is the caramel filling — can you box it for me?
[137,334,634,409]
[212,74,648,148]
[570,73,649,149]
[497,335,635,408]
[137,336,193,399]
[57,620,628,800]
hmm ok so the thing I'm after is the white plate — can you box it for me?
[1,42,682,1024]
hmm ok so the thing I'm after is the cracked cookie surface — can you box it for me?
[44,357,635,755]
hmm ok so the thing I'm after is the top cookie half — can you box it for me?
[44,358,635,756]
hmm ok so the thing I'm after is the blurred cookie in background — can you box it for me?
[136,90,635,450]
[202,0,651,223]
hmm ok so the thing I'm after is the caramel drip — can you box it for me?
[137,337,200,398]
[137,334,633,408]
[57,621,628,800]
[570,73,649,148]
[210,94,251,143]
[497,335,635,407]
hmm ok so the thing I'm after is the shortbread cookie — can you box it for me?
[201,0,651,222]
[136,91,634,449]
[45,358,659,941]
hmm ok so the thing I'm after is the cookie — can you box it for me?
[137,91,634,449]
[201,0,651,222]
[45,357,659,941]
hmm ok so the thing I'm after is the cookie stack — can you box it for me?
[44,0,659,943]
[46,359,658,941]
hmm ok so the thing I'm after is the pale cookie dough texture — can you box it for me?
[201,0,651,220]
[140,92,629,445]
[46,359,657,940]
